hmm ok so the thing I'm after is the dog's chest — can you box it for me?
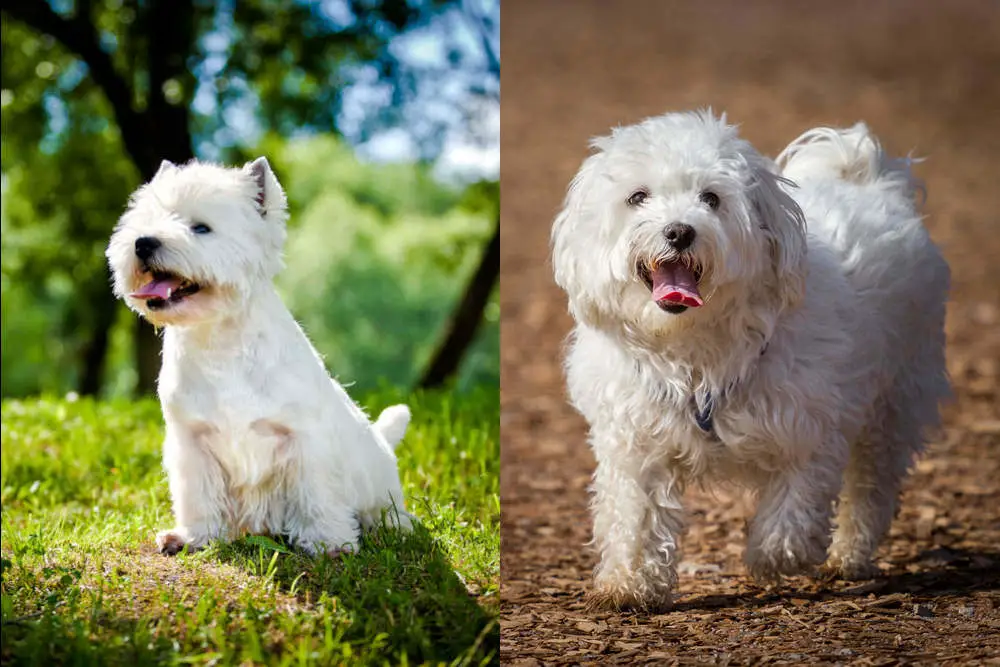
[165,373,298,490]
[636,370,776,464]
[195,417,296,489]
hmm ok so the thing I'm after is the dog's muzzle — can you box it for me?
[134,236,162,262]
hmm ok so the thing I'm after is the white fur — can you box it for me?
[551,110,950,610]
[107,158,413,556]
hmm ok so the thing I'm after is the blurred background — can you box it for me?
[1,0,499,398]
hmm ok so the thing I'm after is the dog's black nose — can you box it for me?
[663,223,695,251]
[134,236,162,261]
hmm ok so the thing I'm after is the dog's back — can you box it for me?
[778,122,951,438]
[779,125,948,337]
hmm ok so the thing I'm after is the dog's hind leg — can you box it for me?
[827,435,905,578]
[356,485,414,533]
[829,323,949,579]
[289,502,361,557]
[828,401,916,578]
[828,374,944,579]
[287,461,362,556]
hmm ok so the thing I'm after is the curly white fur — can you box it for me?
[107,158,413,557]
[551,110,950,610]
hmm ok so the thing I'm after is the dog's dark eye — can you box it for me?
[699,191,721,211]
[191,223,212,234]
[626,189,649,207]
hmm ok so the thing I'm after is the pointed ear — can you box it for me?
[243,156,287,218]
[246,157,271,208]
[749,161,808,309]
[154,160,176,179]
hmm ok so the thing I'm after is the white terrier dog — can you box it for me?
[551,111,950,610]
[107,157,413,557]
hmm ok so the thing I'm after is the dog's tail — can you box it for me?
[776,123,924,203]
[374,404,411,450]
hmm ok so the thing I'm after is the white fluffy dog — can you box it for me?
[551,110,950,610]
[107,157,413,557]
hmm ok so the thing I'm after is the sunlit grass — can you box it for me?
[0,388,498,666]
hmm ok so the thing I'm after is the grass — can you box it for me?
[0,386,499,666]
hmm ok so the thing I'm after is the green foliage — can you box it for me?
[1,19,141,396]
[263,135,498,391]
[4,1,460,152]
[1,133,498,397]
[1,0,499,398]
[1,389,499,665]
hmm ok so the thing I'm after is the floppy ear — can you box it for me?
[243,157,288,220]
[551,150,604,299]
[551,140,631,327]
[749,161,808,309]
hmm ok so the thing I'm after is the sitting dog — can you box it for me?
[551,110,950,610]
[107,157,413,556]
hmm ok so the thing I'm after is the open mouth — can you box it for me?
[637,256,704,313]
[130,270,201,310]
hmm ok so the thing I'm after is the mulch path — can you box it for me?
[499,1,1000,663]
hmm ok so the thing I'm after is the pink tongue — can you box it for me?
[131,276,183,300]
[651,263,703,308]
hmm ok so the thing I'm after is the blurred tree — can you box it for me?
[419,180,497,389]
[1,19,139,397]
[415,1,499,390]
[2,0,498,395]
[265,133,497,392]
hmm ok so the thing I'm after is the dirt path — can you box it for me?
[499,1,1000,663]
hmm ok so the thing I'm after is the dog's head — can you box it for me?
[552,110,807,338]
[106,157,289,326]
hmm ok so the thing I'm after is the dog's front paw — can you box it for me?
[824,553,882,581]
[745,522,829,582]
[591,568,674,612]
[325,543,357,559]
[587,587,673,613]
[156,529,207,556]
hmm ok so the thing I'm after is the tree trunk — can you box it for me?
[6,0,196,395]
[131,0,196,393]
[134,319,161,395]
[77,288,119,396]
[418,219,499,389]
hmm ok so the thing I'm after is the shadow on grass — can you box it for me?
[212,523,499,666]
[0,526,498,666]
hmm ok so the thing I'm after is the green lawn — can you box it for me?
[0,387,499,666]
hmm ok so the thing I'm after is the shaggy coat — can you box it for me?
[551,111,950,609]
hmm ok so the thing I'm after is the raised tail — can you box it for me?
[374,404,411,450]
[776,122,924,202]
